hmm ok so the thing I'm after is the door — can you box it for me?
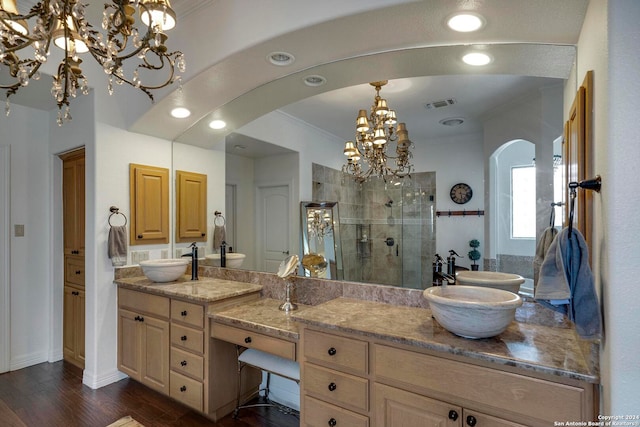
[257,185,290,272]
[0,145,9,373]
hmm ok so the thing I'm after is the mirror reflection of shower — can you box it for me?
[300,201,343,279]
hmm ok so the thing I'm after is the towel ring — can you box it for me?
[214,210,226,226]
[108,206,127,226]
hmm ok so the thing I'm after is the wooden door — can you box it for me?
[176,170,207,242]
[257,185,290,272]
[61,151,85,255]
[140,315,170,393]
[374,383,461,427]
[130,164,170,244]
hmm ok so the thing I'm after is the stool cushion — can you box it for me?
[239,349,300,381]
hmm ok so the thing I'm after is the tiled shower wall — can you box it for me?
[312,164,436,289]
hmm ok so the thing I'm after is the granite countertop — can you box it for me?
[291,297,599,383]
[114,275,262,303]
[209,298,309,341]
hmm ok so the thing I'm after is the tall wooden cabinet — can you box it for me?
[60,148,85,369]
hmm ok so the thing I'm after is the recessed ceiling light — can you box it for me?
[304,75,327,87]
[447,13,485,32]
[234,144,247,151]
[439,117,465,126]
[462,52,492,66]
[209,119,226,130]
[170,107,191,118]
[267,51,295,66]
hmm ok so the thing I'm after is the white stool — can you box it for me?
[234,347,300,418]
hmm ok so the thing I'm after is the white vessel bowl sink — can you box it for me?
[423,285,523,339]
[205,253,246,268]
[139,259,189,283]
[456,271,525,293]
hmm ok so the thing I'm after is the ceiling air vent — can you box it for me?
[424,98,456,110]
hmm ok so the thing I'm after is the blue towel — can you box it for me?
[535,227,602,339]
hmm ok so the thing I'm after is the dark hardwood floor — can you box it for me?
[0,361,299,427]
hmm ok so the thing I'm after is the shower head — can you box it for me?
[385,199,393,208]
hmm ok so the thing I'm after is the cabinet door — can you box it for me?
[176,170,207,242]
[374,383,461,427]
[118,309,141,379]
[76,289,85,365]
[63,286,77,359]
[130,163,170,245]
[140,314,170,393]
[61,151,85,255]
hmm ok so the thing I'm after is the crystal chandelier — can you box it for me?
[307,207,333,240]
[0,0,185,125]
[342,80,413,183]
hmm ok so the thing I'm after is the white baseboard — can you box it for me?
[10,351,48,371]
[83,368,128,390]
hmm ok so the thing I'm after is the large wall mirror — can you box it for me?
[170,42,577,292]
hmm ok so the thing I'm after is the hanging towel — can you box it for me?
[533,226,558,288]
[535,227,602,339]
[213,224,226,252]
[108,225,128,267]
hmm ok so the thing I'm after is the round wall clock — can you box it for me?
[450,183,473,204]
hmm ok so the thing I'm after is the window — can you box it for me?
[511,165,536,238]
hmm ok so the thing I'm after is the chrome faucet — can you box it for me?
[181,242,198,280]
[220,241,227,268]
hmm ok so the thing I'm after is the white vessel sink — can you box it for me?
[456,271,525,293]
[423,285,523,339]
[139,259,189,283]
[205,253,246,268]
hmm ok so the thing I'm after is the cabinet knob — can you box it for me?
[244,336,252,344]
[180,360,187,367]
[466,415,477,426]
[327,347,337,356]
[180,385,187,392]
[137,234,143,239]
[328,418,337,427]
[139,316,144,322]
[181,310,187,316]
[328,382,337,392]
[448,410,459,421]
[75,270,81,274]
[201,233,205,237]
[181,335,187,341]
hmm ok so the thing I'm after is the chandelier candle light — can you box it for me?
[342,80,413,184]
[0,0,185,125]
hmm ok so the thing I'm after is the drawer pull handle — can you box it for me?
[466,415,477,426]
[75,270,81,274]
[180,385,187,392]
[181,310,188,316]
[328,418,337,427]
[180,360,187,366]
[327,347,337,356]
[448,410,459,421]
[134,316,144,322]
[244,336,252,344]
[328,382,337,392]
[181,335,187,341]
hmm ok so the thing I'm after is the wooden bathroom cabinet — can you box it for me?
[129,163,170,245]
[175,170,207,243]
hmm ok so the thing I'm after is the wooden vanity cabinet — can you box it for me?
[299,326,597,427]
[117,287,261,418]
[129,163,170,245]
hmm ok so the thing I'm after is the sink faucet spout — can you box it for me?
[181,242,199,280]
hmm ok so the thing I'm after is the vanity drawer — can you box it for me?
[171,347,204,381]
[171,300,204,328]
[374,344,587,422]
[171,324,204,354]
[304,363,369,412]
[211,322,296,361]
[118,288,169,318]
[170,371,203,412]
[304,395,369,427]
[303,329,368,375]
[65,256,84,287]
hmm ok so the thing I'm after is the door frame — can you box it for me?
[0,145,11,373]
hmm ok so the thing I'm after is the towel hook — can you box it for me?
[108,206,127,226]
[567,175,601,235]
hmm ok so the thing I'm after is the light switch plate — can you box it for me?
[14,224,24,237]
